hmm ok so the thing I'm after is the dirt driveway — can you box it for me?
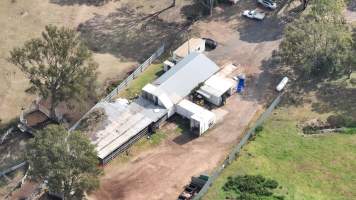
[88,3,283,200]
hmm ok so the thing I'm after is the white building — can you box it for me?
[197,64,236,106]
[172,38,205,62]
[74,52,220,164]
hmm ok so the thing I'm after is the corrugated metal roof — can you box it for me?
[199,75,235,97]
[77,98,167,160]
[153,53,219,103]
[173,38,205,59]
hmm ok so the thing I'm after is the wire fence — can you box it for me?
[102,44,165,102]
[193,93,284,200]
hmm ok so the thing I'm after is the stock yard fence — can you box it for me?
[193,93,284,200]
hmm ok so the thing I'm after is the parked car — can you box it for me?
[257,0,277,9]
[229,0,240,4]
[203,38,218,50]
[242,10,265,20]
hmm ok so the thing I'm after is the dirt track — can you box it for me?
[88,2,283,200]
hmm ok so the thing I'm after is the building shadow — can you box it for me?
[50,0,110,6]
[166,115,197,145]
[172,133,198,145]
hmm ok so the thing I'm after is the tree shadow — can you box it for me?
[50,0,110,6]
[311,83,356,119]
[238,52,289,105]
[347,0,356,12]
[236,16,285,43]
[78,6,190,62]
[180,1,209,22]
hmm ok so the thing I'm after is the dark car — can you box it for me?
[203,38,218,50]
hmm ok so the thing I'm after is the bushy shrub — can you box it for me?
[223,175,283,200]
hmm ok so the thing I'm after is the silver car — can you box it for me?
[258,0,277,9]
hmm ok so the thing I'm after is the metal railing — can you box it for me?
[193,93,284,200]
[102,44,165,102]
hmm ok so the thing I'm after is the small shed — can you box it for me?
[176,99,216,135]
[197,75,235,106]
[173,38,205,62]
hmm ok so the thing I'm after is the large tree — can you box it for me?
[9,25,98,120]
[26,125,101,199]
[279,0,354,78]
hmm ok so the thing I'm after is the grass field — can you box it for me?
[203,105,356,200]
[117,63,164,99]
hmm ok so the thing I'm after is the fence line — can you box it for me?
[69,44,165,132]
[102,44,165,102]
[193,93,284,200]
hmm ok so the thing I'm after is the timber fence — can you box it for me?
[193,93,284,200]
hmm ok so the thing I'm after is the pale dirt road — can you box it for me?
[88,3,283,200]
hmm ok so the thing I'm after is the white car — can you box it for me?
[258,0,277,10]
[242,10,265,20]
[229,0,240,4]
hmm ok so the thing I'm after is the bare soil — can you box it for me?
[24,111,49,127]
[0,0,136,123]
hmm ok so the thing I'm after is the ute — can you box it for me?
[257,0,277,9]
[242,9,265,20]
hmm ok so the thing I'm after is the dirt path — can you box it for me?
[90,96,261,200]
[89,3,283,200]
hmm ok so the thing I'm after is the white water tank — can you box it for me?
[276,77,289,92]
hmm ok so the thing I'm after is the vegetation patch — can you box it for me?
[223,175,283,200]
[105,79,123,95]
[301,115,356,135]
[203,106,356,200]
[77,107,108,136]
[118,63,164,99]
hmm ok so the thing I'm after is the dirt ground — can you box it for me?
[0,0,152,124]
[88,2,284,200]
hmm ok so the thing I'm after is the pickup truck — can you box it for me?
[242,10,265,20]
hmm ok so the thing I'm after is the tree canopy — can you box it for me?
[223,175,283,200]
[26,125,101,199]
[9,25,98,119]
[279,0,355,79]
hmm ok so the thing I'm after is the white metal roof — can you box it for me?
[199,75,234,97]
[153,53,219,104]
[77,98,167,160]
[177,99,215,122]
[173,38,205,59]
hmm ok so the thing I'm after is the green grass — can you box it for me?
[203,107,356,200]
[118,63,164,99]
